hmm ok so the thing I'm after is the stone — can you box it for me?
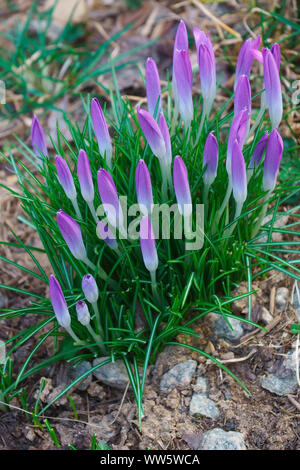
[275,287,289,311]
[160,360,197,393]
[214,316,244,341]
[68,361,92,391]
[190,395,219,419]
[260,347,299,396]
[92,357,130,390]
[198,428,246,450]
[261,307,273,325]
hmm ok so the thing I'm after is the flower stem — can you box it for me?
[150,270,159,305]
[251,193,271,238]
[224,201,243,238]
[65,326,81,343]
[71,198,82,221]
[87,201,98,223]
[213,179,232,233]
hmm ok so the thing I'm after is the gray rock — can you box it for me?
[260,348,299,396]
[68,361,92,391]
[190,395,219,419]
[276,287,289,311]
[214,317,244,341]
[92,357,130,390]
[199,428,246,450]
[261,307,273,325]
[160,360,197,393]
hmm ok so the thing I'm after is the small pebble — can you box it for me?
[275,287,289,311]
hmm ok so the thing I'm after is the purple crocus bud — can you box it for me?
[173,49,193,126]
[49,275,71,328]
[56,155,77,201]
[262,48,282,129]
[137,106,166,161]
[136,159,153,216]
[203,132,218,187]
[249,131,269,169]
[96,221,118,250]
[158,113,172,164]
[76,300,90,326]
[197,41,216,116]
[234,75,251,120]
[234,36,260,89]
[77,149,94,203]
[263,128,283,192]
[140,215,158,273]
[271,43,281,70]
[173,155,192,216]
[91,98,113,167]
[146,58,161,117]
[193,28,214,60]
[172,20,189,106]
[82,274,99,303]
[97,169,124,231]
[31,114,48,161]
[231,140,247,205]
[226,109,248,176]
[56,209,86,261]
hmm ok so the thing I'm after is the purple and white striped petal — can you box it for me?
[234,75,251,119]
[97,169,124,230]
[31,115,48,161]
[173,49,193,125]
[77,149,94,203]
[203,132,218,187]
[56,209,86,261]
[91,98,113,166]
[146,58,162,117]
[234,36,260,89]
[82,274,99,303]
[76,300,90,326]
[173,155,192,216]
[249,131,269,169]
[56,155,77,200]
[226,109,248,176]
[140,216,158,273]
[135,159,153,216]
[263,128,283,192]
[96,221,118,250]
[231,140,247,205]
[263,48,282,129]
[49,275,71,328]
[137,106,166,161]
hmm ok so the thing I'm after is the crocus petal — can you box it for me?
[226,109,248,176]
[249,131,269,169]
[197,43,216,114]
[193,28,215,66]
[56,155,77,200]
[97,169,123,229]
[82,274,99,303]
[77,149,94,203]
[203,132,218,186]
[231,140,247,205]
[158,113,172,164]
[262,48,282,129]
[49,275,71,328]
[263,128,283,192]
[91,98,113,166]
[173,155,192,216]
[173,49,193,125]
[136,159,153,216]
[96,221,118,250]
[146,58,162,117]
[56,209,86,260]
[140,215,158,273]
[174,19,188,54]
[234,36,260,89]
[271,43,281,70]
[76,300,90,326]
[234,75,251,119]
[31,115,48,161]
[137,106,166,161]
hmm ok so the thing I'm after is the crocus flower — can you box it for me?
[136,159,153,216]
[203,132,218,187]
[97,169,125,234]
[77,149,94,203]
[249,131,269,169]
[82,274,99,303]
[56,155,77,201]
[173,155,192,216]
[234,36,260,89]
[231,140,247,206]
[262,48,282,129]
[172,20,189,102]
[226,109,248,176]
[56,209,86,261]
[271,43,281,70]
[173,49,193,126]
[49,275,71,329]
[76,300,91,326]
[31,115,48,161]
[263,128,283,192]
[140,215,158,274]
[158,113,172,165]
[197,39,216,117]
[234,75,251,120]
[91,98,113,167]
[137,106,166,161]
[146,58,162,117]
[96,221,118,250]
